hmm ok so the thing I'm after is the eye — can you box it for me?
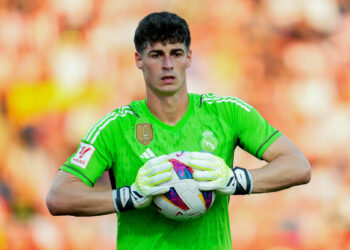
[173,52,183,57]
[151,53,160,59]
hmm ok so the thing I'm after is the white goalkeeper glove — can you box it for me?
[188,152,253,195]
[113,155,172,212]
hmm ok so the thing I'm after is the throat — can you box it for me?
[146,94,189,126]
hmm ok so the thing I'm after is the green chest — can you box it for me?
[113,109,236,187]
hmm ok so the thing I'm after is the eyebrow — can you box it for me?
[148,48,185,55]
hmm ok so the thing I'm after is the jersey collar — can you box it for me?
[140,94,194,130]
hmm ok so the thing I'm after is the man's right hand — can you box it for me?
[113,155,173,212]
[131,155,173,208]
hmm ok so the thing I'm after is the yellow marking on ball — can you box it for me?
[198,193,206,207]
[161,194,174,205]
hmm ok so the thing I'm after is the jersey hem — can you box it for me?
[60,164,95,187]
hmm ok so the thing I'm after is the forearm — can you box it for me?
[48,189,115,216]
[46,171,115,216]
[250,153,311,193]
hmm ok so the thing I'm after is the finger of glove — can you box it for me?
[149,185,171,196]
[144,155,169,169]
[188,159,215,171]
[217,188,235,196]
[148,162,172,177]
[192,170,218,181]
[133,196,152,209]
[148,172,172,187]
[196,180,219,191]
[190,152,216,161]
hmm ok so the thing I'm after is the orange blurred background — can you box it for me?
[0,0,350,249]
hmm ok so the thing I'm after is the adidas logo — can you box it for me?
[140,148,156,159]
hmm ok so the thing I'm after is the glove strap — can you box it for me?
[231,167,253,195]
[112,186,135,213]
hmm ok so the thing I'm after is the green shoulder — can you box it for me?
[81,104,138,145]
[199,93,253,112]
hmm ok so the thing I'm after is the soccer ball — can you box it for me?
[153,151,215,221]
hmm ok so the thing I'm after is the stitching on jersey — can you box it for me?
[127,105,140,118]
[255,130,279,158]
[61,165,94,186]
[199,94,204,108]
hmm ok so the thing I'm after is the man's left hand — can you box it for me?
[188,152,253,195]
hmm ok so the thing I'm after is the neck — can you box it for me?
[145,87,189,126]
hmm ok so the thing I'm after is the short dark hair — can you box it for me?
[134,11,191,53]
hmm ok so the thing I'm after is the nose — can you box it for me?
[162,56,173,70]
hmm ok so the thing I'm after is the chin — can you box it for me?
[157,88,178,96]
[147,81,186,96]
[153,84,179,95]
[164,84,187,95]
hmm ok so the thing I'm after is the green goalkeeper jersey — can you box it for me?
[60,93,282,250]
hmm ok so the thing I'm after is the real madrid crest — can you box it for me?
[136,123,154,145]
[201,130,218,152]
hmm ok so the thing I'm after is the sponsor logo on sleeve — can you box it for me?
[71,143,95,169]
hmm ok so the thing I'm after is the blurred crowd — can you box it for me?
[0,0,350,249]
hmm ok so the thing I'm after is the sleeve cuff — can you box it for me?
[255,130,283,159]
[60,165,95,187]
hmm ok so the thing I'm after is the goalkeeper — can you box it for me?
[46,11,311,250]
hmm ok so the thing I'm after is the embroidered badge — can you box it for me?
[136,123,154,145]
[201,131,218,152]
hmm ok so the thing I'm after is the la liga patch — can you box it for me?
[71,143,95,169]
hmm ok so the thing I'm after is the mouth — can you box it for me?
[161,75,176,83]
[161,75,176,80]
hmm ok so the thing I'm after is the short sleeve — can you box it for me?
[236,106,282,159]
[202,94,282,159]
[60,113,115,187]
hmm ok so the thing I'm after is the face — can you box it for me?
[135,42,192,96]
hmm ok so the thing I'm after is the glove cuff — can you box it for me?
[112,186,135,213]
[112,185,151,212]
[231,167,253,195]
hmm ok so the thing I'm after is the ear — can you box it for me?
[135,52,143,70]
[185,49,192,69]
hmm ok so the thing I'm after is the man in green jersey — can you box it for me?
[46,12,311,249]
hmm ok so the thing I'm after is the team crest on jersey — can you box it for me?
[136,123,153,145]
[71,143,95,169]
[201,131,218,152]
